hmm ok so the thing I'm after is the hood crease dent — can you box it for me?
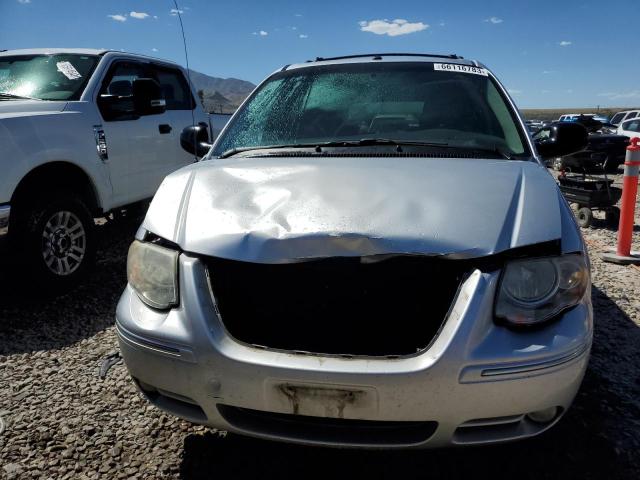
[143,157,571,263]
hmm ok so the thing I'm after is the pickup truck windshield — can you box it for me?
[213,62,529,157]
[0,54,99,101]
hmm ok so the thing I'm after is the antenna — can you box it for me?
[172,0,198,155]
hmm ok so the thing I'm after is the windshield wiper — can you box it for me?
[219,139,515,159]
[219,139,450,159]
[461,145,515,160]
[0,92,39,101]
[351,140,515,158]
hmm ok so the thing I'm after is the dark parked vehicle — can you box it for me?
[541,117,629,173]
[548,134,628,173]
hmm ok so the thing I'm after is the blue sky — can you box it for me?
[1,0,638,109]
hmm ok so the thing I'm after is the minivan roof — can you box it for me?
[284,53,482,72]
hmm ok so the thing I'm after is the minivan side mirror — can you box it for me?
[132,78,166,116]
[180,124,212,158]
[533,122,588,159]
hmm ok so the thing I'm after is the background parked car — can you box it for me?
[0,48,211,290]
[559,113,610,124]
[609,110,640,127]
[545,117,628,172]
[616,117,640,139]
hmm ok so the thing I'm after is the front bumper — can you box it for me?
[116,254,593,448]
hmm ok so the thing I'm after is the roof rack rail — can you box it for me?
[310,53,464,62]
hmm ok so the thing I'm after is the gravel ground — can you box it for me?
[1,169,639,480]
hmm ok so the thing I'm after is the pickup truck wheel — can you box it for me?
[15,193,95,291]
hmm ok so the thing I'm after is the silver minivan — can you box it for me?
[117,53,591,448]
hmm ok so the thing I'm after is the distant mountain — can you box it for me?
[198,90,234,114]
[188,69,256,113]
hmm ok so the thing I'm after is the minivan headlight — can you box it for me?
[495,255,589,326]
[127,240,179,310]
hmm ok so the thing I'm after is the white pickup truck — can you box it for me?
[0,48,211,289]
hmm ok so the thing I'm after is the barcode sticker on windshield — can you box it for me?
[433,63,488,76]
[56,61,82,80]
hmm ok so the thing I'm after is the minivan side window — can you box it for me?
[151,66,194,110]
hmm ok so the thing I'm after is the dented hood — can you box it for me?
[143,156,574,263]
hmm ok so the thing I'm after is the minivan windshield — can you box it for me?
[213,61,530,157]
[0,54,99,101]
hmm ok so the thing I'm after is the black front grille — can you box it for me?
[206,255,470,357]
[218,405,438,446]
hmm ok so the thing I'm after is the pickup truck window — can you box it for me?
[100,62,146,97]
[151,66,194,110]
[97,61,146,121]
[213,62,529,157]
[0,54,98,101]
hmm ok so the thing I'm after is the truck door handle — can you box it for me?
[158,124,172,134]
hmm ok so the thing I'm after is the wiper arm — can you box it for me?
[219,144,309,159]
[356,138,448,146]
[462,145,514,160]
[0,92,38,100]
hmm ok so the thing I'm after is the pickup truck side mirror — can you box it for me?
[533,122,588,159]
[181,124,212,158]
[132,78,166,116]
[97,93,136,121]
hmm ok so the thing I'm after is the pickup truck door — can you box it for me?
[148,64,202,173]
[97,60,176,207]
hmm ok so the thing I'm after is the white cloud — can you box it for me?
[291,26,298,30]
[359,19,428,37]
[438,21,446,27]
[299,34,308,39]
[170,8,184,16]
[566,89,573,94]
[151,48,159,52]
[108,14,127,22]
[259,30,268,36]
[484,17,503,24]
[295,13,302,17]
[17,0,31,4]
[558,40,572,46]
[542,70,553,74]
[598,91,640,100]
[130,11,149,20]
[153,15,158,19]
